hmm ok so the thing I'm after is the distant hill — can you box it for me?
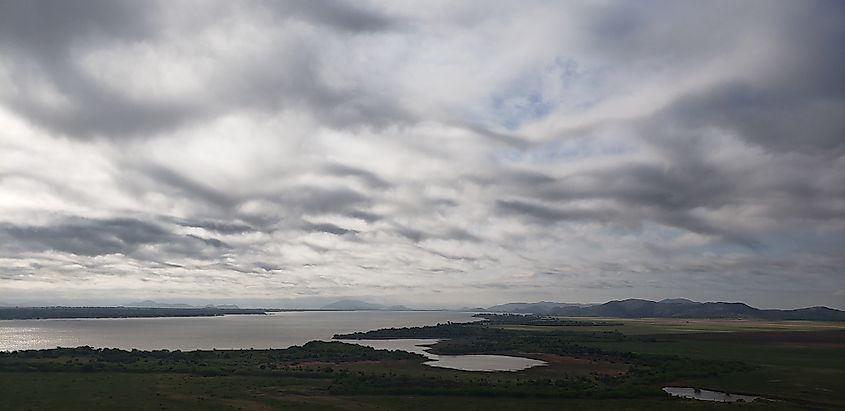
[658,298,698,305]
[486,301,593,314]
[320,299,409,311]
[488,298,845,321]
[125,300,241,309]
[125,300,195,308]
[205,304,241,309]
[0,306,265,320]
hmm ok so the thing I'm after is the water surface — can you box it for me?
[344,338,547,372]
[2,312,545,372]
[663,387,761,403]
[0,311,476,351]
[425,354,546,372]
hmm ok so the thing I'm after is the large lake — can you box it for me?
[0,311,477,351]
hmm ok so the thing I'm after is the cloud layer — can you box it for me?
[1,0,843,308]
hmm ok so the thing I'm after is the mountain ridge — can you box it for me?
[320,299,410,311]
[124,300,241,309]
[486,301,594,314]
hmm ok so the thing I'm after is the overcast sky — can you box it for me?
[1,1,843,309]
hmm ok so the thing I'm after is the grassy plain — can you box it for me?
[583,330,845,408]
[496,318,845,408]
[0,371,806,411]
[497,317,845,335]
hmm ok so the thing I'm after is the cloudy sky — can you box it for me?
[1,1,843,309]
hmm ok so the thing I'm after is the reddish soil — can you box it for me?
[524,353,627,376]
[272,360,384,369]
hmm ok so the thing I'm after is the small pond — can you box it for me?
[340,338,547,372]
[663,387,762,403]
[424,354,547,372]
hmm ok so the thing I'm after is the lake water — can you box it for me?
[1,312,547,372]
[663,387,761,403]
[0,311,477,351]
[341,338,547,372]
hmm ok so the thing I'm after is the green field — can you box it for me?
[1,316,842,410]
[0,372,808,411]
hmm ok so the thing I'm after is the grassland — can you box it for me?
[490,317,845,408]
[1,316,842,410]
[0,371,808,411]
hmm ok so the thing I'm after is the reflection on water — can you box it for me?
[343,339,547,372]
[663,387,762,403]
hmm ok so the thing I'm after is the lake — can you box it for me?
[1,311,547,372]
[0,311,477,351]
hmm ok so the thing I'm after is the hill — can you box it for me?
[124,300,241,309]
[658,298,698,305]
[320,299,409,311]
[124,300,195,308]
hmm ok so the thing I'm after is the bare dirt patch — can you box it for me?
[524,353,627,376]
[273,360,385,369]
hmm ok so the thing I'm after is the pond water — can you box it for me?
[341,338,547,372]
[424,354,547,372]
[663,387,762,403]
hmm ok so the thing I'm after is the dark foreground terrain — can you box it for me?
[1,314,842,410]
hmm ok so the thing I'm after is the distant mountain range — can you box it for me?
[320,299,410,311]
[124,300,241,309]
[657,298,698,305]
[486,298,845,321]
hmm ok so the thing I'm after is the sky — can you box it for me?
[0,0,843,309]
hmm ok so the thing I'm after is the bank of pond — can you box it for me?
[339,338,548,372]
[663,386,764,403]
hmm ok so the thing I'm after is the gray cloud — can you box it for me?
[496,199,614,224]
[0,1,195,138]
[0,217,219,258]
[259,0,397,33]
[303,222,358,236]
[0,1,843,309]
[0,1,155,55]
[0,0,411,139]
[172,219,256,235]
[323,163,392,188]
[664,83,845,153]
[347,210,382,223]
